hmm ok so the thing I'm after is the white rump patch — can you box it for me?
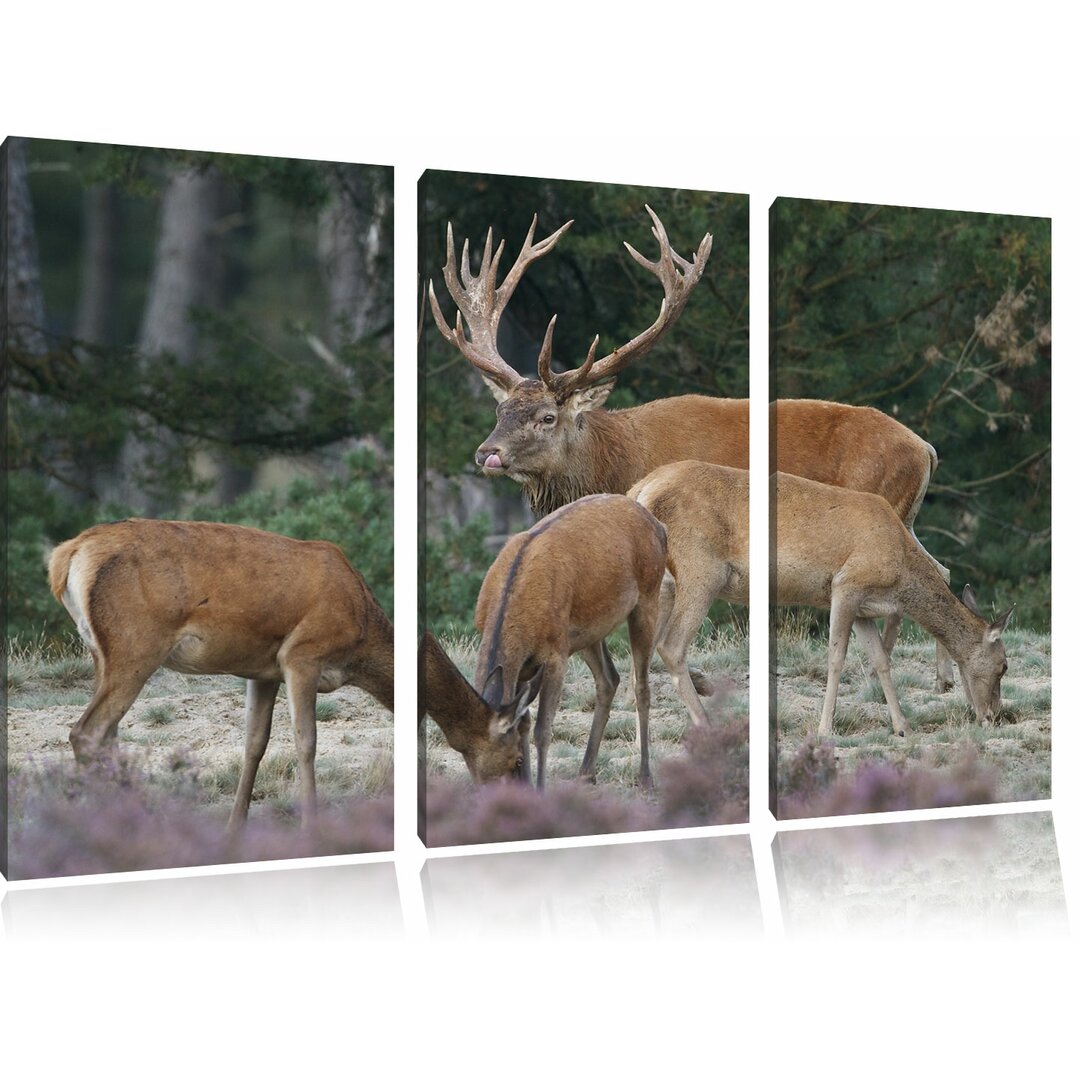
[63,551,99,654]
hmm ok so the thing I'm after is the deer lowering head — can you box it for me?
[48,519,395,832]
[428,206,713,515]
[420,631,541,783]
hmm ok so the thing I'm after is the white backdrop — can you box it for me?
[2,4,1076,1073]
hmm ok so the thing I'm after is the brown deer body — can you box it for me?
[473,494,667,789]
[632,462,1009,735]
[772,472,1011,736]
[48,519,394,830]
[629,462,749,726]
[429,210,952,689]
[420,632,540,783]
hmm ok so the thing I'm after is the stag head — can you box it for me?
[428,207,712,486]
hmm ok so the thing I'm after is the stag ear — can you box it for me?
[565,382,614,417]
[480,374,512,403]
[987,604,1015,642]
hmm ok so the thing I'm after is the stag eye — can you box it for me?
[542,413,556,425]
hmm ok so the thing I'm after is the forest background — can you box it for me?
[4,137,395,644]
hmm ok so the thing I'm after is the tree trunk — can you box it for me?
[4,137,47,356]
[318,163,392,352]
[114,165,228,512]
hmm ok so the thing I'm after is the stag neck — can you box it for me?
[522,408,643,518]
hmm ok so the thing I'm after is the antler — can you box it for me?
[539,205,713,399]
[427,215,573,393]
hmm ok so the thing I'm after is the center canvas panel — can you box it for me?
[419,170,750,846]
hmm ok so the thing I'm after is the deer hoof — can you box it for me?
[688,666,713,696]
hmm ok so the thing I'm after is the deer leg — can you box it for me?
[853,618,911,737]
[578,640,619,783]
[283,665,321,829]
[657,573,719,727]
[69,654,163,763]
[533,657,566,791]
[227,678,280,833]
[627,603,658,791]
[657,570,711,697]
[819,593,857,737]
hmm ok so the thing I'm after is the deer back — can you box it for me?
[772,399,937,527]
[630,461,750,605]
[49,519,387,684]
[473,494,667,703]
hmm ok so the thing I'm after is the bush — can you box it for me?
[777,737,1000,819]
[7,754,392,880]
[422,716,750,846]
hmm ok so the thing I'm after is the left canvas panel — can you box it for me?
[2,137,394,880]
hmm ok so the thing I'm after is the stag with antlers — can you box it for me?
[429,207,955,691]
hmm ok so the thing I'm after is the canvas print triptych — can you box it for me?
[1,137,1052,886]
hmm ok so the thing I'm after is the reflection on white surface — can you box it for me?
[2,861,402,943]
[775,812,1067,937]
[424,836,760,938]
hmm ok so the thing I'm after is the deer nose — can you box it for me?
[476,443,506,469]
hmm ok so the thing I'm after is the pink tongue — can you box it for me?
[484,453,503,469]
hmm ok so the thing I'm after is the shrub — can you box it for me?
[777,738,1000,819]
[7,755,392,880]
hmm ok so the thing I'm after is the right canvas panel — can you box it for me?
[769,199,1051,819]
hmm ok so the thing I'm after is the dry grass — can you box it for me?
[772,618,1051,810]
[6,635,394,827]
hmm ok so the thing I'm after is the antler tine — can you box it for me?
[544,207,713,397]
[428,215,573,393]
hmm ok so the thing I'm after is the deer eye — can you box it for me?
[542,414,556,425]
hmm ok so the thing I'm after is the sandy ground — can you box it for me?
[7,668,393,809]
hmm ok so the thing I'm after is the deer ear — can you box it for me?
[480,665,505,708]
[566,382,614,417]
[480,374,512,403]
[490,666,544,736]
[987,604,1015,642]
[961,584,981,616]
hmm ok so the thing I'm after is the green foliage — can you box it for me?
[194,450,394,616]
[423,514,493,637]
[772,200,1051,628]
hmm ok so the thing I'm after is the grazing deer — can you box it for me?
[428,209,953,689]
[771,398,953,692]
[629,462,749,727]
[771,471,1011,736]
[473,494,667,789]
[633,462,1009,734]
[48,518,395,831]
[420,631,541,783]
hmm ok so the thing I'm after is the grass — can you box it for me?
[5,635,395,878]
[772,617,1051,813]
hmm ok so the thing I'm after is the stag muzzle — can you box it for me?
[476,442,508,474]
